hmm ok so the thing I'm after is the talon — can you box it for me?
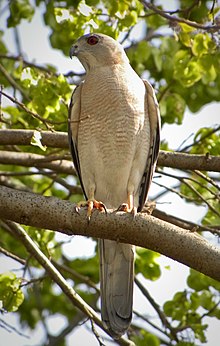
[74,205,80,214]
[93,200,107,214]
[116,204,137,216]
[117,203,129,212]
[74,199,107,220]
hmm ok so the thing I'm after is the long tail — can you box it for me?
[99,239,134,338]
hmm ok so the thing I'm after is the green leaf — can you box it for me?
[131,330,160,346]
[192,33,215,57]
[187,269,220,291]
[135,248,161,280]
[7,0,35,27]
[179,22,195,33]
[0,272,24,312]
[160,92,185,124]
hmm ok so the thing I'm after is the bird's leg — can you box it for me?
[117,193,137,216]
[75,190,107,220]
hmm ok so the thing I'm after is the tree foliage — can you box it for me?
[0,1,220,345]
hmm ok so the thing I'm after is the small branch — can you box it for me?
[0,54,84,78]
[0,130,220,172]
[0,64,29,100]
[154,180,197,202]
[151,208,220,236]
[140,1,220,31]
[133,310,171,342]
[1,220,133,346]
[134,277,178,341]
[0,245,26,265]
[0,185,220,282]
[1,90,51,129]
[182,178,220,218]
[179,125,220,152]
[51,259,99,292]
[91,319,106,346]
[46,312,85,346]
[0,318,29,338]
[194,170,220,191]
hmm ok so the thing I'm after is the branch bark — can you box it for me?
[0,130,220,172]
[0,185,219,282]
[0,151,74,174]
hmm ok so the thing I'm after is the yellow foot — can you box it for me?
[117,203,137,216]
[75,199,107,220]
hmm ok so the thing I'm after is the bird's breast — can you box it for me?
[77,67,150,206]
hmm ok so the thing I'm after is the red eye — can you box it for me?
[87,35,99,45]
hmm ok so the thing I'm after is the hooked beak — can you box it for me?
[69,45,79,59]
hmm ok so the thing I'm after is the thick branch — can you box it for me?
[157,151,220,172]
[0,151,74,175]
[0,129,68,148]
[0,185,219,282]
[0,130,220,172]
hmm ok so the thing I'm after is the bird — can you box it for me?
[68,33,160,338]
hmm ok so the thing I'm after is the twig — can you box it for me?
[46,312,85,346]
[91,319,106,346]
[0,318,29,338]
[140,1,220,31]
[151,208,220,236]
[154,180,197,202]
[200,299,220,319]
[1,90,51,129]
[179,125,220,152]
[182,178,220,218]
[134,277,178,341]
[133,310,170,339]
[0,64,29,100]
[20,275,47,287]
[14,27,22,56]
[51,259,99,292]
[194,170,220,191]
[156,169,220,216]
[0,54,85,78]
[0,245,26,265]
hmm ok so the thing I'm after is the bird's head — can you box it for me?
[69,33,129,71]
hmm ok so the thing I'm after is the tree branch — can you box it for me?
[0,64,29,100]
[0,151,74,175]
[157,151,220,172]
[0,129,68,148]
[0,185,219,282]
[0,130,220,172]
[140,1,220,31]
[152,208,220,236]
[1,91,52,129]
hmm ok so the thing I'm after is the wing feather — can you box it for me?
[138,80,160,212]
[68,84,87,199]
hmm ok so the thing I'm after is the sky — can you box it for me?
[0,1,220,345]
